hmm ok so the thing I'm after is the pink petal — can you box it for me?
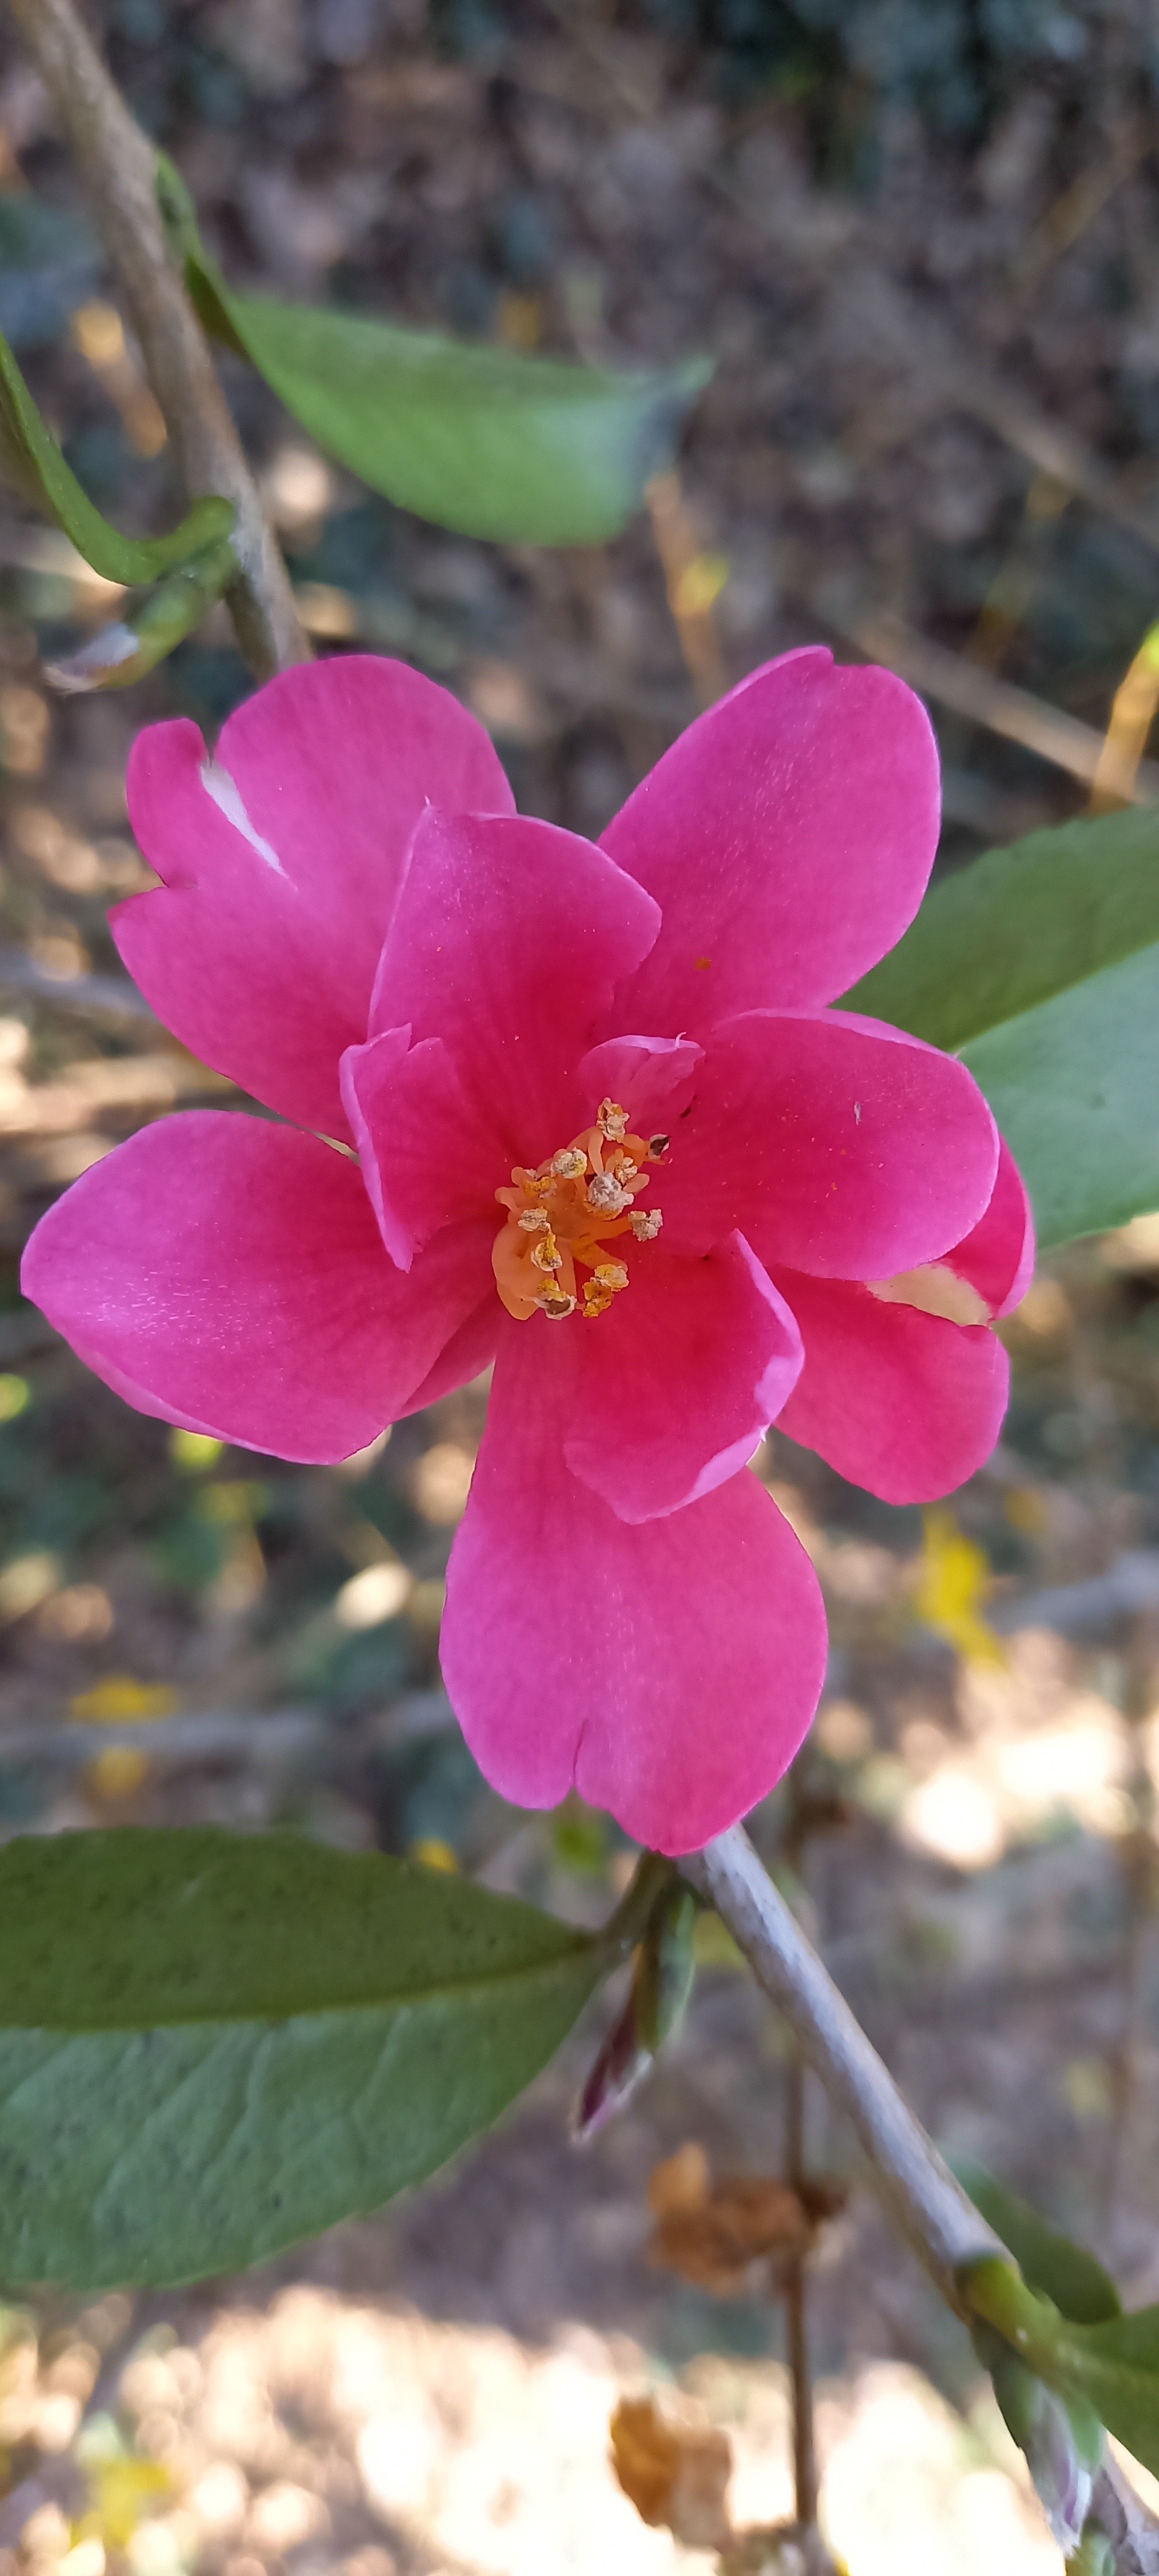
[368,808,661,1164]
[21,1111,493,1463]
[396,1299,499,1418]
[341,1029,499,1269]
[576,1034,702,1128]
[602,649,940,1036]
[773,1270,1010,1504]
[942,1137,1035,1319]
[566,1233,802,1522]
[660,1009,999,1278]
[115,659,513,1139]
[440,1320,827,1853]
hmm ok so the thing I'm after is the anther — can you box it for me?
[581,1284,614,1316]
[518,1206,549,1231]
[648,1134,670,1160]
[593,1260,629,1293]
[531,1232,563,1273]
[551,1146,587,1179]
[598,1098,628,1141]
[587,1173,631,1215]
[629,1208,663,1241]
[541,1291,578,1319]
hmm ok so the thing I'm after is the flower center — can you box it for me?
[492,1098,668,1321]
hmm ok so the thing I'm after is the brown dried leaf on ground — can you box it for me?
[609,2394,732,2550]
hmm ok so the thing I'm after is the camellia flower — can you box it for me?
[22,650,1032,1853]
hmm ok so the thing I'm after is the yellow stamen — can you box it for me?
[493,1104,666,1321]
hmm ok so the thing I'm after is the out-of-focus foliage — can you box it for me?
[0,195,98,350]
[158,159,709,548]
[914,1510,1003,1665]
[647,0,1147,138]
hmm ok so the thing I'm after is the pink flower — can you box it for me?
[21,649,1032,1854]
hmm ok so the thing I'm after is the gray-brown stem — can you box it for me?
[684,1826,1159,2570]
[683,1824,1006,2307]
[5,0,308,677]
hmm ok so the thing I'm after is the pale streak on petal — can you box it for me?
[868,1264,991,1327]
[200,759,285,875]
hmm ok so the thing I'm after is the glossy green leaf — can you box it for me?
[842,810,1159,1248]
[0,327,234,583]
[0,1828,607,2290]
[956,2163,1121,2325]
[158,155,709,546]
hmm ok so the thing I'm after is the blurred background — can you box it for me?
[0,1,1158,2568]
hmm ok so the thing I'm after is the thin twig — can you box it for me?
[645,469,729,707]
[0,1709,323,1768]
[0,947,157,1021]
[5,0,308,679]
[682,1824,1005,2309]
[834,605,1159,804]
[780,1765,818,2535]
[1089,626,1159,814]
[684,1826,1159,2573]
[782,2054,818,2532]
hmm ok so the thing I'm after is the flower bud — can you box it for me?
[1066,2529,1114,2576]
[573,1975,652,2140]
[574,1882,698,2139]
[633,1882,697,2054]
[983,2338,1103,2554]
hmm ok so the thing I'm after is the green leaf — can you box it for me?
[0,1828,607,2291]
[1048,2309,1159,2483]
[966,2258,1159,2483]
[844,810,1159,1054]
[961,947,1159,1248]
[955,2163,1121,2325]
[0,327,234,583]
[158,155,709,546]
[44,536,237,694]
[842,810,1159,1247]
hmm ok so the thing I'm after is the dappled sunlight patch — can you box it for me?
[85,2296,1067,2576]
[900,1627,1133,1866]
